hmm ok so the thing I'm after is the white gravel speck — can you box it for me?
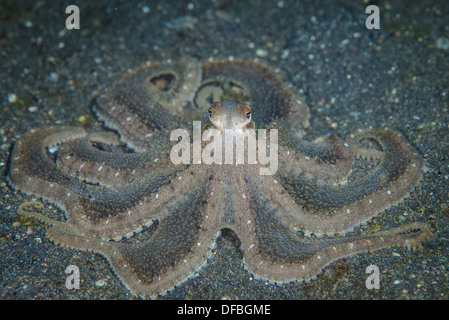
[436,37,449,51]
[8,93,18,103]
[256,49,268,57]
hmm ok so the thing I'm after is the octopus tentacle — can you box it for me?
[57,131,172,186]
[46,168,220,298]
[268,127,424,237]
[278,135,354,185]
[239,165,430,284]
[243,200,430,284]
[96,57,202,152]
[17,201,83,237]
[8,127,211,241]
[8,127,89,213]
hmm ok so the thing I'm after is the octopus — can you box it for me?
[7,57,432,298]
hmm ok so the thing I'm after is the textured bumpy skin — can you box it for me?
[8,57,431,298]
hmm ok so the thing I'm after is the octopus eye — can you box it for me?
[245,110,251,120]
[208,107,213,118]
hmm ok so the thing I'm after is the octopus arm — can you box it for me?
[264,127,423,237]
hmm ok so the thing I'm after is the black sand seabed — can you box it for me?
[0,0,448,300]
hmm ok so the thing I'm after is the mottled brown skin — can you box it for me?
[7,57,431,298]
[204,101,254,131]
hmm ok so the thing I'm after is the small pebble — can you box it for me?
[281,49,289,59]
[49,72,59,81]
[28,106,38,112]
[95,278,108,288]
[8,93,18,103]
[436,37,449,51]
[77,115,87,123]
[256,49,268,57]
[142,6,150,14]
[340,38,350,46]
